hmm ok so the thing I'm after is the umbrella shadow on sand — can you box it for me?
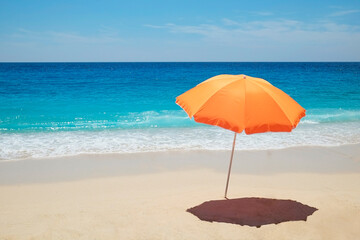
[187,197,317,228]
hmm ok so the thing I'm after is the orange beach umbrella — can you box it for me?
[176,74,305,198]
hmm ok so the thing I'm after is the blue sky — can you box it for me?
[0,0,359,62]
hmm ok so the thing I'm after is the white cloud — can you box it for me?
[251,11,274,16]
[2,17,360,62]
[6,28,122,44]
[143,24,167,29]
[143,18,360,61]
[222,18,239,26]
[146,18,360,37]
[329,9,360,17]
[146,18,360,39]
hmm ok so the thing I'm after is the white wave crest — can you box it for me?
[1,121,360,161]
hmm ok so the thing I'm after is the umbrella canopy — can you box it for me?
[176,74,306,198]
[176,74,305,134]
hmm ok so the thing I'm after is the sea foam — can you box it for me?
[1,121,359,161]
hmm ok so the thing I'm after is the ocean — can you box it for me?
[0,62,359,160]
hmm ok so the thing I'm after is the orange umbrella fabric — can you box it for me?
[176,74,305,134]
[176,74,306,198]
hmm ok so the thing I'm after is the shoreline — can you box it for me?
[2,120,360,161]
[1,141,360,163]
[0,143,359,185]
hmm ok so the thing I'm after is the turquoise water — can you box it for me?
[0,62,359,160]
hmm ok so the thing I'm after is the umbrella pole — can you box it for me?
[224,132,237,199]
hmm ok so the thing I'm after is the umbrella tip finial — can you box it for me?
[243,75,246,79]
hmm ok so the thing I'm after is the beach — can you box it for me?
[1,144,359,239]
[1,62,359,239]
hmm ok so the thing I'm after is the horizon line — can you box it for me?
[1,61,360,63]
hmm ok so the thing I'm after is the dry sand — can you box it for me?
[0,144,360,239]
